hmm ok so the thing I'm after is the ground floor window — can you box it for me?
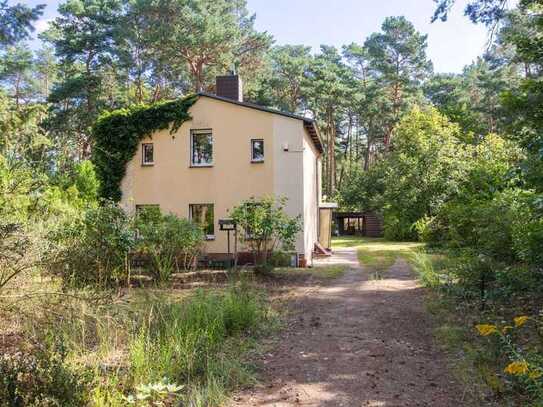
[189,203,215,239]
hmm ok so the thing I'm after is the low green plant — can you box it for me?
[45,202,135,289]
[135,207,205,282]
[410,250,442,288]
[268,251,293,267]
[124,379,184,406]
[0,341,88,406]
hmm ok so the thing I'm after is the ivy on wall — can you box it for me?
[92,94,198,201]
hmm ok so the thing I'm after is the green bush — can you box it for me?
[383,214,416,241]
[135,207,205,282]
[512,192,543,266]
[0,342,88,406]
[268,251,292,267]
[45,202,135,289]
[230,196,301,267]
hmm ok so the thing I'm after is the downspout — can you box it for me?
[316,156,320,241]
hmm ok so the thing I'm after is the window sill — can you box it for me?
[190,164,213,168]
[141,162,154,166]
[251,160,264,164]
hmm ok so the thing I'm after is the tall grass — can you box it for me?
[409,251,442,288]
[127,282,269,404]
[17,280,273,406]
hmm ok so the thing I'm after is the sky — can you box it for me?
[21,0,491,74]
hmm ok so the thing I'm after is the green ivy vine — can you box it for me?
[92,94,198,201]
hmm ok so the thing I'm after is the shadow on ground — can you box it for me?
[231,248,464,407]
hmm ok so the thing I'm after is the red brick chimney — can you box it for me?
[215,75,243,102]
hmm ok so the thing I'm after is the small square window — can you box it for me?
[189,203,215,239]
[142,143,154,165]
[251,139,264,162]
[191,130,213,166]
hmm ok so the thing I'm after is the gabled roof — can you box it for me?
[197,92,324,154]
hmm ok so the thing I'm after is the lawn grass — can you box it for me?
[273,265,347,279]
[331,236,424,276]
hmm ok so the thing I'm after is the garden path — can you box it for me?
[231,246,463,406]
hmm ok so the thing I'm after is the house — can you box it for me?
[120,75,332,266]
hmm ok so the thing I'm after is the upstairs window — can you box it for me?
[189,203,215,240]
[142,143,154,165]
[191,129,213,166]
[251,139,264,163]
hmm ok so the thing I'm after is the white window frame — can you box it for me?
[190,129,213,167]
[142,143,154,166]
[251,139,264,163]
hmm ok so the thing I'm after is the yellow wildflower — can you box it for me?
[514,316,529,328]
[501,325,514,334]
[529,370,543,380]
[504,361,529,376]
[475,324,498,336]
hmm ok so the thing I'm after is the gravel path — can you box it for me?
[231,247,463,407]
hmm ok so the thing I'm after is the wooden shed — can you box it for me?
[334,211,383,238]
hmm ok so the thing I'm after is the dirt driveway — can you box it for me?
[231,247,463,407]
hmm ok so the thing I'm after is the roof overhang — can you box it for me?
[197,92,324,154]
[303,119,324,154]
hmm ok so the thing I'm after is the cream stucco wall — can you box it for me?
[120,95,320,261]
[272,114,304,257]
[302,131,321,265]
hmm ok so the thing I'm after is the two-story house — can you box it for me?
[120,75,330,266]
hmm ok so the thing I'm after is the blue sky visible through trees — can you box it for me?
[22,0,489,73]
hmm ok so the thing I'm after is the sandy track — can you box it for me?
[231,247,463,407]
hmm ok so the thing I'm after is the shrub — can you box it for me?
[511,192,543,266]
[268,251,293,267]
[410,250,442,288]
[135,207,205,281]
[45,202,135,289]
[0,342,88,406]
[383,214,416,241]
[73,160,100,204]
[230,196,301,267]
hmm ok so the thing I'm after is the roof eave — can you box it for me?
[197,92,324,154]
[303,119,324,155]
